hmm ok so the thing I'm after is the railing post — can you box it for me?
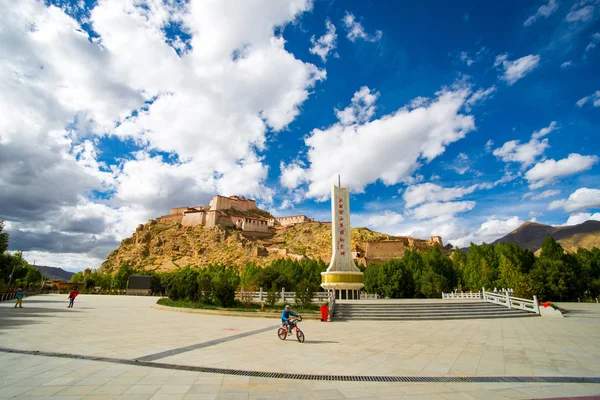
[259,287,263,302]
[505,290,511,309]
[281,287,285,303]
[482,287,486,301]
[533,295,540,314]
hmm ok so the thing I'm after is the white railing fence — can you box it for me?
[235,288,330,304]
[482,287,539,314]
[442,291,481,300]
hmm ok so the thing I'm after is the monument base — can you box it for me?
[321,271,364,300]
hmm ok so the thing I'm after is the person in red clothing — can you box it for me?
[67,288,79,308]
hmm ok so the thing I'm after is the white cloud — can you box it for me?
[549,187,600,211]
[585,32,600,53]
[353,210,404,233]
[334,86,379,125]
[566,5,595,22]
[526,154,599,189]
[403,183,479,208]
[460,51,474,66]
[561,60,573,68]
[565,212,600,225]
[342,12,382,42]
[1,0,324,269]
[577,90,600,107]
[494,54,541,85]
[448,153,472,175]
[280,161,308,189]
[524,0,559,26]
[409,201,475,221]
[485,140,495,153]
[524,189,562,200]
[492,121,557,166]
[465,86,496,111]
[451,216,525,248]
[309,19,337,62]
[281,81,476,200]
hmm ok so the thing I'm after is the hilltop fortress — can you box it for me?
[152,194,443,265]
[157,195,314,234]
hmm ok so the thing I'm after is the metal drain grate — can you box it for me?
[1,347,599,384]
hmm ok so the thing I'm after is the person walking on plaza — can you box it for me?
[14,288,25,308]
[67,288,79,308]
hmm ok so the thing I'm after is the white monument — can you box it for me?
[321,184,364,300]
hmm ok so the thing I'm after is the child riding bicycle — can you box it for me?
[281,304,301,334]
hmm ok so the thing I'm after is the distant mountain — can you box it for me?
[492,220,600,253]
[34,265,74,281]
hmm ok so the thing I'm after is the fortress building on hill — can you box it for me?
[352,236,444,266]
[157,195,311,234]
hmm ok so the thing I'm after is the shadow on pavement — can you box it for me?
[0,303,78,333]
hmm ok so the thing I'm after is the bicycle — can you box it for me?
[277,315,304,343]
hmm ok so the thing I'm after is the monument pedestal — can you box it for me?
[321,272,364,300]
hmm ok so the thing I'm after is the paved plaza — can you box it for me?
[1,294,600,399]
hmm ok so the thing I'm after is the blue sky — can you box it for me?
[1,0,599,270]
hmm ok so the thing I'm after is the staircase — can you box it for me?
[333,301,538,320]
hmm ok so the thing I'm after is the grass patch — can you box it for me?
[157,298,322,314]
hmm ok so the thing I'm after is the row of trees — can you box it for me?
[0,222,44,291]
[364,237,600,301]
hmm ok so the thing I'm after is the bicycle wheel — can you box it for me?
[277,327,287,340]
[296,329,305,343]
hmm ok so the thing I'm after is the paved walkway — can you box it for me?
[0,294,599,399]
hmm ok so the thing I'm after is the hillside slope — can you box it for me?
[100,219,418,273]
[34,265,74,280]
[492,220,600,252]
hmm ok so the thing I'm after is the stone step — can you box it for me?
[335,305,504,311]
[332,302,538,320]
[332,313,537,320]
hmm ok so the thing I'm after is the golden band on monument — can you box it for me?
[321,273,364,284]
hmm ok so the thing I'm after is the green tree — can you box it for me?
[168,266,199,301]
[539,236,564,261]
[71,271,84,283]
[240,262,262,289]
[294,279,317,310]
[451,249,467,291]
[379,259,415,298]
[0,221,8,254]
[197,269,213,303]
[265,285,278,307]
[112,265,135,289]
[210,264,240,307]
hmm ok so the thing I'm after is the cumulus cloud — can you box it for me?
[403,183,479,208]
[524,0,559,26]
[342,12,382,42]
[549,187,600,211]
[309,19,337,62]
[577,90,600,107]
[334,86,379,125]
[565,212,600,225]
[451,216,525,248]
[494,54,541,85]
[280,81,477,200]
[465,86,496,111]
[526,154,599,189]
[1,0,324,269]
[492,121,557,166]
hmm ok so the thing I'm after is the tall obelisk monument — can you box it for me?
[321,183,364,300]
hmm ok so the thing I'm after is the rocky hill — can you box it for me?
[100,218,427,273]
[492,220,600,253]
